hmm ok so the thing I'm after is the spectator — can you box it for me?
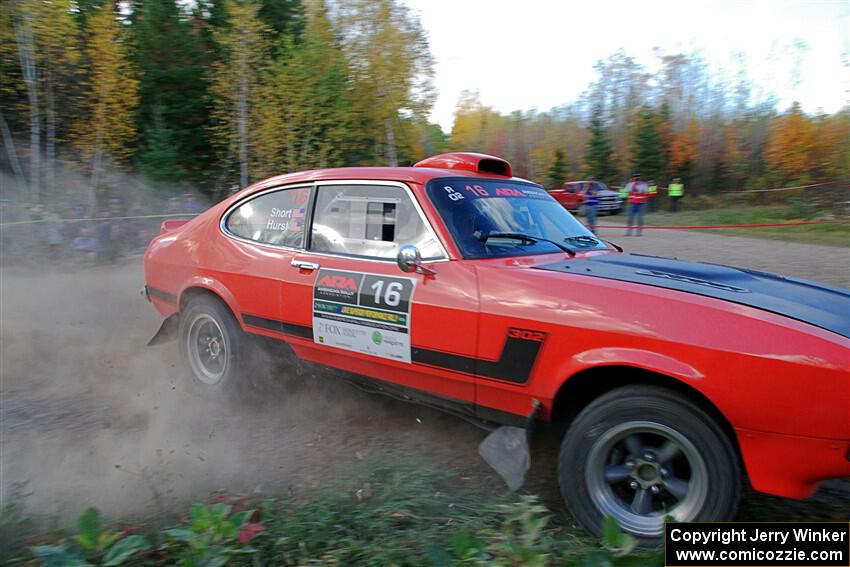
[669,177,685,212]
[126,204,151,253]
[647,180,658,212]
[28,204,62,257]
[63,203,87,243]
[181,192,204,214]
[42,208,64,259]
[625,174,647,236]
[166,197,182,214]
[71,226,100,264]
[96,209,120,264]
[0,198,19,265]
[583,179,599,235]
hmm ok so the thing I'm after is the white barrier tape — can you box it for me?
[0,212,200,228]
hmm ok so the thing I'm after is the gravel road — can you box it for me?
[594,223,849,287]
[1,228,847,528]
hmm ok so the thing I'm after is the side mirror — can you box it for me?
[397,245,437,276]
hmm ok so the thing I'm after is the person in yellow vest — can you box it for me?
[647,180,658,212]
[668,178,684,212]
[618,183,629,203]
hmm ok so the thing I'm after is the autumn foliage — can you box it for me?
[1,3,847,200]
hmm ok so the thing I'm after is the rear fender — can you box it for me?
[179,276,242,325]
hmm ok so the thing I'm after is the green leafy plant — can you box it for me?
[30,508,150,566]
[484,495,552,566]
[160,502,262,566]
[426,529,489,566]
[601,516,638,557]
[426,495,552,566]
[577,516,664,567]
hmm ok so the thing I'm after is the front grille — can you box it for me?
[597,195,621,209]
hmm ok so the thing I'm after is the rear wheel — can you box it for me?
[558,385,740,542]
[179,295,244,390]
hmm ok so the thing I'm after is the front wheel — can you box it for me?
[558,385,741,542]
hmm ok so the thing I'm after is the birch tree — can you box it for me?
[0,2,26,188]
[33,0,81,195]
[13,0,39,198]
[334,0,434,166]
[209,0,270,188]
[73,2,139,194]
[253,0,350,177]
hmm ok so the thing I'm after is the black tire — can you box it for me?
[558,385,740,542]
[178,294,246,392]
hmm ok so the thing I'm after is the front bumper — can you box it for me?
[597,199,622,212]
[736,428,850,499]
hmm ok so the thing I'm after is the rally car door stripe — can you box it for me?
[242,313,314,339]
[241,313,544,384]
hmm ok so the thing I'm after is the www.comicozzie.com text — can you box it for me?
[669,526,847,546]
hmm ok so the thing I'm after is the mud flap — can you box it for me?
[147,314,179,346]
[478,400,540,491]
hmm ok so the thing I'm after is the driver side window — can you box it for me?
[310,184,443,260]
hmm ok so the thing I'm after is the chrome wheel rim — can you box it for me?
[585,421,708,537]
[186,313,228,385]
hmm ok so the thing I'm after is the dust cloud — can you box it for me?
[0,166,490,531]
[0,261,490,528]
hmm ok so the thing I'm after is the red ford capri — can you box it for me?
[143,152,850,540]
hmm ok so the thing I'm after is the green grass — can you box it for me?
[4,460,663,566]
[7,457,848,566]
[615,205,850,247]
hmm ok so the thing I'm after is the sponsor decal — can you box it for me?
[313,269,416,363]
[317,274,358,290]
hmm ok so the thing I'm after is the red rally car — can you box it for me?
[143,152,850,540]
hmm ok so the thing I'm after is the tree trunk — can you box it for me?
[384,117,397,167]
[14,10,40,200]
[0,108,27,189]
[46,72,56,196]
[89,126,103,213]
[237,50,249,189]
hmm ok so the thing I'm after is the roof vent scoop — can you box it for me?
[414,152,512,177]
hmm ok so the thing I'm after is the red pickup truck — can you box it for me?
[548,181,623,215]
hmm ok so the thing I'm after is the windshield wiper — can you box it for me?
[481,232,576,257]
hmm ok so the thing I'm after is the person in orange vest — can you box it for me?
[625,173,647,236]
[646,180,658,212]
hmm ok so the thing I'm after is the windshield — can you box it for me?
[427,179,606,258]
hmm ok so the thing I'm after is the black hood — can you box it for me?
[536,253,850,339]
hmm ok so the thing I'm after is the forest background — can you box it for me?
[1,0,848,210]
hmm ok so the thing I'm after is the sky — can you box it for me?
[402,0,849,132]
